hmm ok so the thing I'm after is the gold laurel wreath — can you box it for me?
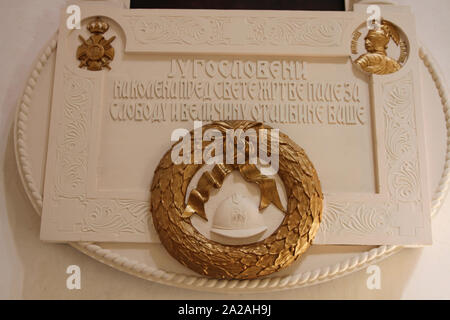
[150,121,323,279]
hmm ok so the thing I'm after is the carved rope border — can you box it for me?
[14,33,449,292]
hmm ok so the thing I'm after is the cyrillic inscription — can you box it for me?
[109,58,367,125]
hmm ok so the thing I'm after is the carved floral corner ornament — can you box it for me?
[150,121,323,279]
[77,17,115,71]
[351,20,408,75]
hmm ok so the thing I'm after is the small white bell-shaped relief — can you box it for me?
[210,194,267,239]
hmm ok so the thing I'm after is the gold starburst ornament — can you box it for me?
[77,17,115,71]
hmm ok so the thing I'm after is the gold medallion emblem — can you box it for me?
[150,121,323,279]
[351,20,408,75]
[77,17,115,71]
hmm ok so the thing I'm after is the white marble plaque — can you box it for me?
[40,3,432,245]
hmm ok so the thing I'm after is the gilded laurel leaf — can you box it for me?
[256,254,276,267]
[268,239,286,254]
[241,255,258,266]
[275,249,294,267]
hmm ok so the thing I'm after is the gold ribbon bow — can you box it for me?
[183,163,285,220]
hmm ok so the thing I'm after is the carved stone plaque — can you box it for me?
[40,3,431,245]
